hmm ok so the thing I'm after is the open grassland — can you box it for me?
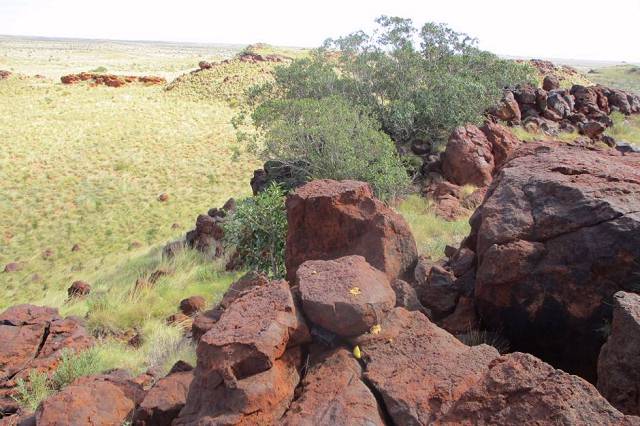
[587,64,640,94]
[0,75,259,310]
[0,35,243,80]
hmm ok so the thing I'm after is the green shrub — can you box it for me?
[13,370,53,412]
[252,97,410,199]
[51,348,104,389]
[246,16,535,150]
[223,184,288,278]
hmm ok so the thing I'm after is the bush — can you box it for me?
[13,370,53,412]
[223,184,288,277]
[252,96,410,199]
[51,348,103,389]
[245,16,535,151]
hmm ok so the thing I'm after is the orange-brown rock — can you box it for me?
[133,368,194,426]
[281,348,385,426]
[179,296,205,316]
[297,256,395,337]
[67,280,91,298]
[36,375,137,426]
[351,308,499,425]
[438,352,640,425]
[60,72,166,87]
[176,348,301,425]
[285,180,417,282]
[480,121,520,168]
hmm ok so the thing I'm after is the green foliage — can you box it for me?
[223,184,288,278]
[89,66,108,73]
[248,16,535,149]
[252,97,410,199]
[51,348,103,389]
[13,370,53,412]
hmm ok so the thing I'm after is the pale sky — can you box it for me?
[1,0,639,62]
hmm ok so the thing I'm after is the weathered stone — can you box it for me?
[598,291,640,415]
[351,308,499,425]
[285,180,417,282]
[442,125,495,187]
[281,348,385,426]
[298,256,396,337]
[439,352,639,425]
[133,370,193,426]
[470,141,640,381]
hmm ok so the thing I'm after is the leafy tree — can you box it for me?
[251,96,409,199]
[244,16,535,150]
[222,184,288,278]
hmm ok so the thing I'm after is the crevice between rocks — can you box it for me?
[359,371,396,426]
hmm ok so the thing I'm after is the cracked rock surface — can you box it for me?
[468,141,640,381]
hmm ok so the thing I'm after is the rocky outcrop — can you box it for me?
[175,279,309,424]
[441,125,495,187]
[133,366,194,426]
[466,141,640,381]
[165,198,236,260]
[598,291,640,415]
[297,256,396,337]
[35,372,142,425]
[60,72,166,87]
[285,179,417,282]
[250,160,308,195]
[0,71,10,81]
[281,348,385,426]
[439,352,640,425]
[351,308,500,424]
[0,305,94,417]
[191,271,269,341]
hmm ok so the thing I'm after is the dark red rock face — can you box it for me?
[0,305,94,416]
[441,125,495,187]
[470,141,640,381]
[598,291,640,415]
[36,374,138,425]
[285,180,417,283]
[439,352,639,425]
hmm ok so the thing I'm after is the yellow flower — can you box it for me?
[353,345,362,359]
[349,287,362,296]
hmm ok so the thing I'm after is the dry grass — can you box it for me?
[395,195,471,259]
[0,75,258,309]
[606,112,640,146]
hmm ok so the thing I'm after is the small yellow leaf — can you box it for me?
[370,324,381,335]
[353,345,362,359]
[349,287,362,296]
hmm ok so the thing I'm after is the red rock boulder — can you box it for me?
[67,280,91,298]
[281,348,385,426]
[480,121,520,169]
[177,279,309,424]
[351,308,499,425]
[285,180,417,282]
[0,305,94,415]
[133,368,194,425]
[179,296,205,316]
[469,141,640,381]
[598,291,640,415]
[439,352,639,425]
[297,256,396,337]
[442,125,495,187]
[36,374,138,426]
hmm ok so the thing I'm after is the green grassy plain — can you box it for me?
[588,64,640,94]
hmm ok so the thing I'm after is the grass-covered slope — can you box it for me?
[0,75,259,309]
